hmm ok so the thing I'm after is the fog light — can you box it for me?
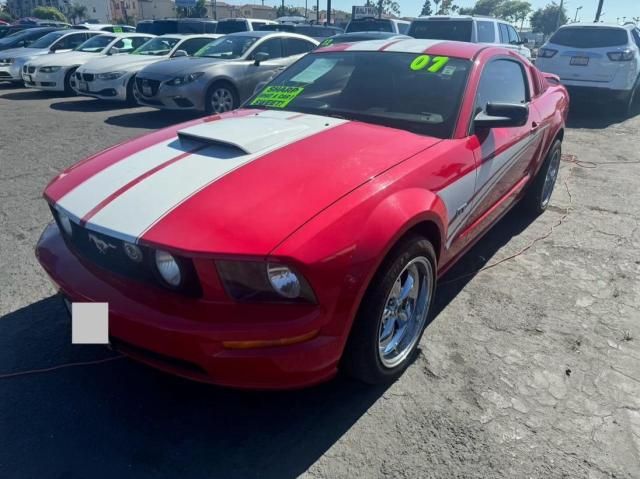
[267,264,301,299]
[155,250,181,287]
[123,242,143,263]
[58,211,73,236]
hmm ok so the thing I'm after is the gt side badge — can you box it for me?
[71,302,109,344]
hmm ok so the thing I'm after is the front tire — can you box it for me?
[343,234,437,385]
[204,81,238,114]
[522,139,562,216]
[64,67,77,95]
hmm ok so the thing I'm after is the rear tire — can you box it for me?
[622,82,639,117]
[64,67,77,95]
[342,234,437,385]
[522,139,562,216]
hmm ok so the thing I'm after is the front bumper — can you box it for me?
[134,78,206,111]
[22,68,67,91]
[564,85,632,103]
[75,72,130,101]
[36,223,341,389]
[0,62,22,81]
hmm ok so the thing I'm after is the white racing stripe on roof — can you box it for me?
[383,39,443,53]
[84,113,348,243]
[345,39,393,51]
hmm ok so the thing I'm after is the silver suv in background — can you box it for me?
[535,23,640,116]
[409,15,531,59]
[345,17,410,34]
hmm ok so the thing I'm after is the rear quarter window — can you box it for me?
[476,21,495,43]
[550,27,629,48]
[409,20,473,42]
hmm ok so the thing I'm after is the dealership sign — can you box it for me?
[351,5,378,19]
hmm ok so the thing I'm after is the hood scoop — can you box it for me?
[177,116,311,155]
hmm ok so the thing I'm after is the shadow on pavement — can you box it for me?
[105,109,203,129]
[0,89,58,101]
[566,97,639,129]
[50,98,137,113]
[0,296,387,478]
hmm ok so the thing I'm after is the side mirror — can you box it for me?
[172,49,188,58]
[107,47,119,56]
[253,51,269,66]
[474,102,529,129]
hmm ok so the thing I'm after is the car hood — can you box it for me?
[28,50,98,67]
[44,109,441,255]
[137,56,227,79]
[0,47,47,59]
[78,53,167,73]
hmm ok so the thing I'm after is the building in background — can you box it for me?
[138,0,174,19]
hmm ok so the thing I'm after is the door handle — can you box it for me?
[530,121,539,132]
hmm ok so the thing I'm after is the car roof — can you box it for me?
[159,33,220,39]
[318,38,487,59]
[413,15,503,22]
[226,30,312,39]
[556,22,633,30]
[336,31,408,38]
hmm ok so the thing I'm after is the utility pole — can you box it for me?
[327,0,331,24]
[316,0,319,23]
[574,6,582,22]
[556,0,564,30]
[594,0,604,22]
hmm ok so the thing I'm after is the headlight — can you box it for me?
[97,71,126,80]
[216,260,316,303]
[155,250,182,287]
[166,72,204,86]
[0,58,14,65]
[58,211,73,236]
[39,66,62,73]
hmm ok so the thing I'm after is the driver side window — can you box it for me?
[474,59,528,115]
[251,38,283,60]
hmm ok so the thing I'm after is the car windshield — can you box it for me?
[410,20,473,42]
[246,51,471,139]
[550,27,628,48]
[216,21,248,34]
[194,35,257,59]
[75,35,114,52]
[346,19,393,33]
[132,36,180,55]
[29,31,66,49]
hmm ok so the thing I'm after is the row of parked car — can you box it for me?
[1,16,639,116]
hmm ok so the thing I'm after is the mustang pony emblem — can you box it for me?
[88,233,117,255]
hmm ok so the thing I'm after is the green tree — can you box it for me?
[530,2,567,36]
[431,0,441,15]
[276,5,300,17]
[377,0,400,16]
[471,0,504,16]
[498,1,532,28]
[438,0,459,14]
[0,11,13,22]
[68,3,88,24]
[420,0,433,16]
[32,6,68,23]
[176,0,207,18]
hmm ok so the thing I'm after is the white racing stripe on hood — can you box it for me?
[57,138,183,219]
[80,111,348,243]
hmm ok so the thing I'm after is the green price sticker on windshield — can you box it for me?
[410,55,450,73]
[320,38,333,47]
[250,86,304,108]
[113,26,123,33]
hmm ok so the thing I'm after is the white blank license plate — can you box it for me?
[78,81,88,91]
[570,56,589,66]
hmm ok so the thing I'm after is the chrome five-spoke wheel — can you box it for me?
[378,257,433,368]
[541,147,561,208]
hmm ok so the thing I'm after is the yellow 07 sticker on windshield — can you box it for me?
[410,55,450,73]
[250,86,304,108]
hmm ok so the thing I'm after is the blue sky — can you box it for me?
[252,0,639,24]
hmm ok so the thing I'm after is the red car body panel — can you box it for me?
[36,40,569,389]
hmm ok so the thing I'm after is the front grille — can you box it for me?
[82,73,94,82]
[0,71,11,78]
[51,207,202,297]
[136,77,160,97]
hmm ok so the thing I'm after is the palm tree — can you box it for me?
[69,3,88,24]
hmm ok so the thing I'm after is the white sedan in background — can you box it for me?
[0,30,100,83]
[74,34,220,104]
[22,33,154,94]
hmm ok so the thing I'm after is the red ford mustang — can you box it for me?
[36,40,568,389]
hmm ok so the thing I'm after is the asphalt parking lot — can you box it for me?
[1,85,639,478]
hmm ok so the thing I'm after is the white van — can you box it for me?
[535,23,640,115]
[408,15,531,59]
[345,17,410,35]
